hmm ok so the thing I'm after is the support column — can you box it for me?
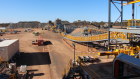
[108,0,111,50]
[132,3,135,26]
[121,1,123,28]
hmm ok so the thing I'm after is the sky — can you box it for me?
[0,0,140,23]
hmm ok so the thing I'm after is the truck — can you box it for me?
[32,39,44,46]
[32,37,45,46]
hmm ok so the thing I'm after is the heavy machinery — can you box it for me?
[98,45,140,58]
[33,32,40,36]
[32,36,45,46]
[127,19,140,29]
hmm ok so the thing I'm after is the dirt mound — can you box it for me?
[70,28,84,36]
[71,28,83,34]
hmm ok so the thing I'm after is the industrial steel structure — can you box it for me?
[108,0,140,50]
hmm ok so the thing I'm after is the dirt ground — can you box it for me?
[0,28,116,79]
[42,30,74,79]
[1,28,52,79]
[0,28,74,79]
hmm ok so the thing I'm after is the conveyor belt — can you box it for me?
[62,32,127,42]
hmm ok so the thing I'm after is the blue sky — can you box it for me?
[0,0,140,23]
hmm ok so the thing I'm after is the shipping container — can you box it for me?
[0,39,19,61]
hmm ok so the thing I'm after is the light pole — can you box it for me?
[72,43,76,66]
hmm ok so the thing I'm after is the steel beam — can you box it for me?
[121,1,123,28]
[110,28,140,34]
[108,0,112,50]
[132,3,135,26]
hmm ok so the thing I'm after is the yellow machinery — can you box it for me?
[62,29,140,57]
[127,19,140,27]
[99,46,140,57]
[50,25,62,32]
[50,26,56,31]
[0,28,7,32]
[61,1,140,59]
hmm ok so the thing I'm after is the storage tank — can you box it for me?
[0,39,19,61]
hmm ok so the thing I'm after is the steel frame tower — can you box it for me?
[108,0,138,50]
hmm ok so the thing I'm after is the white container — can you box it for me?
[19,65,27,73]
[0,39,19,61]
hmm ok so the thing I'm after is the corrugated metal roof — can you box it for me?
[114,53,140,69]
[0,39,18,47]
